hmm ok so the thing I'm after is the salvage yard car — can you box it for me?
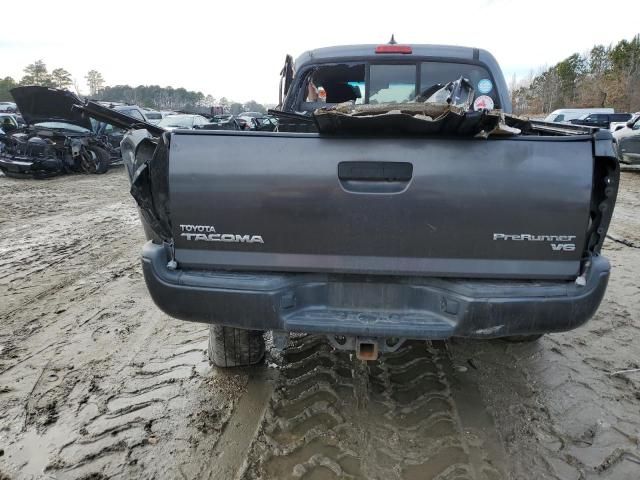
[0,113,19,133]
[94,103,156,150]
[0,87,116,178]
[570,112,632,129]
[79,42,619,367]
[544,108,614,123]
[143,110,164,125]
[613,114,640,164]
[197,116,242,131]
[0,101,17,112]
[157,114,209,131]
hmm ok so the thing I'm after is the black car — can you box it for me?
[570,112,632,129]
[95,104,151,149]
[0,87,116,179]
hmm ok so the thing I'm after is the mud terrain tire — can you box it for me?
[207,325,265,367]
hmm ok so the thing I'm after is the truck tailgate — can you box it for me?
[169,131,594,279]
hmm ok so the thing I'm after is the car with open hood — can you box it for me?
[0,86,116,178]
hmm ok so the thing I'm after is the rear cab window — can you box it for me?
[369,64,416,103]
[298,60,499,110]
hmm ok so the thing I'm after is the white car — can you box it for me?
[0,102,17,113]
[143,110,164,125]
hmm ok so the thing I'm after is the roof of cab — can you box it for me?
[294,44,485,68]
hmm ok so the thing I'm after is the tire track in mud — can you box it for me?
[202,369,275,480]
[0,172,248,479]
[50,340,208,477]
[3,319,227,480]
[243,337,506,480]
[0,201,140,320]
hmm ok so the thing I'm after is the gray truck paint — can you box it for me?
[170,131,592,279]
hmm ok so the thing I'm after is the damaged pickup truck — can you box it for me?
[85,42,619,366]
[0,87,118,178]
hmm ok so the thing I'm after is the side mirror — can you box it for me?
[626,120,635,128]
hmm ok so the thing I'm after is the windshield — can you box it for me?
[158,115,194,128]
[34,122,91,133]
[0,115,17,126]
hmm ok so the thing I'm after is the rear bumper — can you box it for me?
[142,241,610,339]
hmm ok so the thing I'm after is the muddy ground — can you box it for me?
[0,168,639,480]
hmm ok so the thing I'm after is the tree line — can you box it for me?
[511,34,640,115]
[0,60,267,114]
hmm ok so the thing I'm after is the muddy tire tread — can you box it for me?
[208,325,265,367]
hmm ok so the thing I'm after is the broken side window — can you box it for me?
[303,64,365,107]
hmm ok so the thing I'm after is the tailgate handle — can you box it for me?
[338,162,413,182]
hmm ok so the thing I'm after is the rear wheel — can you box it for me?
[501,334,543,343]
[207,325,265,367]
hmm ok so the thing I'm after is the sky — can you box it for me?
[2,0,639,105]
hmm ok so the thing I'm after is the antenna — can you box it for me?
[388,34,397,45]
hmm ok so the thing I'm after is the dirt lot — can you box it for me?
[0,168,639,480]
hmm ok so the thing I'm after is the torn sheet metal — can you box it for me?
[420,77,475,110]
[312,75,525,137]
[129,134,172,242]
[314,101,522,137]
